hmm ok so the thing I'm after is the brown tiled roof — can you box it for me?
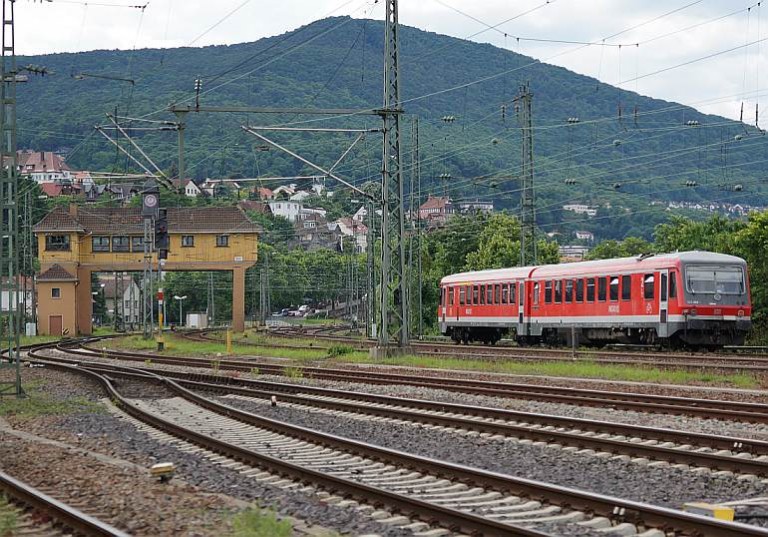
[35,206,262,235]
[38,264,76,281]
[33,207,84,233]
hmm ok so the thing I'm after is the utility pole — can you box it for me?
[413,118,423,339]
[207,272,215,327]
[0,0,21,397]
[366,199,376,338]
[516,82,536,266]
[375,0,410,356]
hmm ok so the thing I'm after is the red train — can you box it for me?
[438,251,751,350]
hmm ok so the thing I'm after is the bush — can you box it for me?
[327,344,354,358]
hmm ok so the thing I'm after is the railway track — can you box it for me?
[44,354,768,479]
[249,326,768,373]
[71,342,768,422]
[0,468,129,537]
[27,343,768,537]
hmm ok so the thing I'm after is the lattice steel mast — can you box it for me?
[376,0,409,353]
[0,0,20,397]
[517,82,536,266]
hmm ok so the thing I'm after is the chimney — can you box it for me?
[68,203,78,219]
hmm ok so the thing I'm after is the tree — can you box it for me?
[585,237,653,260]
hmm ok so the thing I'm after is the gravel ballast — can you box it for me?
[214,391,768,514]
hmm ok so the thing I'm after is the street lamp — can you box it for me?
[174,295,187,327]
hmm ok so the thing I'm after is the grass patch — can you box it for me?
[0,387,103,421]
[230,506,292,537]
[19,335,59,346]
[112,334,367,362]
[331,354,758,388]
[0,495,17,537]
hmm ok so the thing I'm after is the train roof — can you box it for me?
[440,251,746,285]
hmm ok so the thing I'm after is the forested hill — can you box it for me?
[19,16,768,238]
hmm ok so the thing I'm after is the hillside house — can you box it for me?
[563,204,598,217]
[419,195,453,225]
[18,150,72,184]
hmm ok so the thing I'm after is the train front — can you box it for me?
[674,257,752,348]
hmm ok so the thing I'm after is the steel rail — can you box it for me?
[74,342,768,422]
[55,359,768,477]
[32,353,768,537]
[0,470,130,537]
[26,355,547,537]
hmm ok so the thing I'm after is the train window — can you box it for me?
[519,282,525,305]
[495,284,501,304]
[621,275,631,300]
[554,280,562,303]
[460,287,466,305]
[473,286,479,305]
[644,274,655,300]
[502,285,509,304]
[439,288,444,306]
[587,278,595,302]
[487,286,494,304]
[449,287,455,305]
[480,285,486,305]
[598,277,607,301]
[510,283,516,304]
[669,271,677,298]
[533,282,540,305]
[610,277,619,301]
[661,274,668,301]
[576,279,584,302]
[565,280,573,303]
[545,281,553,303]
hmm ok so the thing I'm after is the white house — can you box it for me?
[563,204,598,217]
[183,180,202,198]
[18,150,72,184]
[330,217,368,252]
[268,201,303,222]
[299,207,327,220]
[575,230,595,242]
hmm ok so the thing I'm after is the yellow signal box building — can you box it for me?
[34,204,261,335]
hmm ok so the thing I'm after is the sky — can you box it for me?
[16,0,768,121]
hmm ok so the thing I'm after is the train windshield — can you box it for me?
[685,265,745,295]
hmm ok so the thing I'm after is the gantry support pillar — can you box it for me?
[232,267,246,332]
[76,266,93,336]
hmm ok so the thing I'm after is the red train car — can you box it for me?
[438,251,751,349]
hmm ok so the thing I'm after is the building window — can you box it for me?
[182,235,195,248]
[45,234,70,251]
[51,287,61,299]
[216,235,229,247]
[92,236,110,252]
[131,236,144,252]
[112,236,130,252]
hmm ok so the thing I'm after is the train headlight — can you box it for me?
[690,309,697,317]
[738,310,745,317]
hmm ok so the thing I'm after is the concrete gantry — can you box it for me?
[33,204,260,335]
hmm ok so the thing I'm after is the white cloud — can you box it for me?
[15,0,768,120]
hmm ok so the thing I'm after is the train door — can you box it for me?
[517,281,527,335]
[658,270,669,338]
[441,286,447,324]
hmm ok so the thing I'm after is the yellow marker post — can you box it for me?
[226,329,233,354]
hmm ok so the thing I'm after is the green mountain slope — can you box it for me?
[19,16,767,240]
